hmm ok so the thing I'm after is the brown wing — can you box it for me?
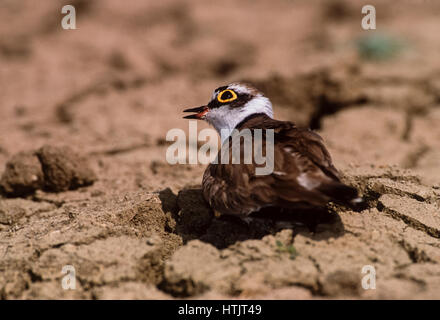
[202,116,358,216]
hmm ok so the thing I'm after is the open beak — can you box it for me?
[183,106,209,120]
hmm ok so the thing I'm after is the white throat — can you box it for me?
[205,95,273,142]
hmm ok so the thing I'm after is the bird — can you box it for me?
[183,82,363,224]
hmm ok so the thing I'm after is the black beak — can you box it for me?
[183,106,209,119]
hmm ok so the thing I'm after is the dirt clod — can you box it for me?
[0,146,96,196]
[0,151,44,196]
[36,145,97,192]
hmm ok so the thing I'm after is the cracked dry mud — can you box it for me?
[1,0,440,299]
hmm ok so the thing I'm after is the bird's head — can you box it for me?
[183,82,273,137]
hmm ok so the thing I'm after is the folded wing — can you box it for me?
[202,117,359,216]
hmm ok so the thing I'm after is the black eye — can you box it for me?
[217,89,237,103]
[221,91,232,100]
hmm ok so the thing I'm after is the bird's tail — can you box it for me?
[317,181,367,212]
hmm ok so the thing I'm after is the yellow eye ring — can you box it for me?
[217,89,237,103]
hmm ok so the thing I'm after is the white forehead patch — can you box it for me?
[211,83,254,100]
[227,83,253,95]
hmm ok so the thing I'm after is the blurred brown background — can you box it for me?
[1,0,440,187]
